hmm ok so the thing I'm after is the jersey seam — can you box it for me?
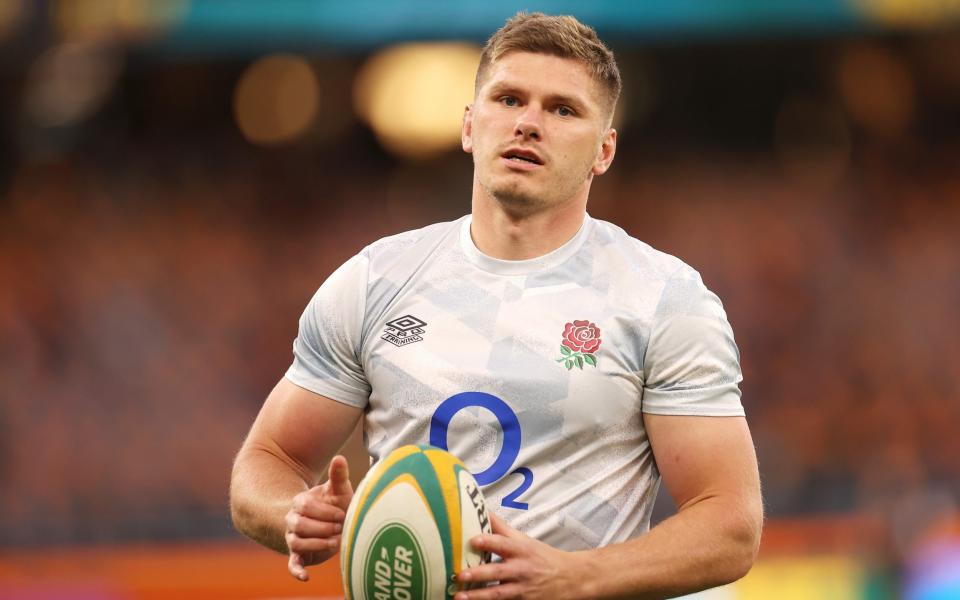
[283,373,368,409]
[641,406,745,416]
[355,251,373,366]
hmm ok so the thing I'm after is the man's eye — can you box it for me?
[501,96,518,107]
[557,106,574,117]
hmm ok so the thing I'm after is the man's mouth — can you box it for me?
[501,149,544,165]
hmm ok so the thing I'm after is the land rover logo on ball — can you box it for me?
[364,523,426,600]
[382,315,428,347]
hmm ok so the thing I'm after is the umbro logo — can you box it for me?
[381,315,427,347]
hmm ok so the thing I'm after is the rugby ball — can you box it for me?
[340,444,493,600]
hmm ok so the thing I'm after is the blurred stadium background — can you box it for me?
[1,0,959,598]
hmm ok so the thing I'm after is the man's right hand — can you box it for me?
[285,455,354,581]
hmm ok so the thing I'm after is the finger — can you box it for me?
[291,496,347,521]
[284,500,347,529]
[288,552,309,582]
[327,455,353,497]
[286,510,345,536]
[287,533,341,554]
[489,513,519,537]
[470,533,523,559]
[288,483,350,523]
[454,582,523,600]
[457,561,516,585]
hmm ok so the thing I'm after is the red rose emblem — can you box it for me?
[561,320,601,354]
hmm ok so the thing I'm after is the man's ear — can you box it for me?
[592,128,617,175]
[462,104,474,153]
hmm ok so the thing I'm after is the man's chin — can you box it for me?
[484,179,543,208]
[490,189,546,217]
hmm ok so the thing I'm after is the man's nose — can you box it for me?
[515,107,543,140]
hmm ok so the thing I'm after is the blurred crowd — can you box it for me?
[2,142,957,549]
[1,37,959,551]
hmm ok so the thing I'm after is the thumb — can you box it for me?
[327,455,353,497]
[288,551,309,582]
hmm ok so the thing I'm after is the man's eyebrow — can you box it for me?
[486,82,523,97]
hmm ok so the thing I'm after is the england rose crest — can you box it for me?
[556,320,601,370]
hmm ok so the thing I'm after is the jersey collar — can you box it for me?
[459,214,593,275]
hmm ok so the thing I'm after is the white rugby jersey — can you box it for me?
[285,214,743,551]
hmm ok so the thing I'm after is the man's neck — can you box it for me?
[469,190,588,261]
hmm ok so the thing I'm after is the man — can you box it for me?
[231,12,762,599]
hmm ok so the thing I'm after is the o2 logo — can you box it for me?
[429,392,532,510]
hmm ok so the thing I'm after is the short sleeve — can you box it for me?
[284,253,372,408]
[641,267,744,416]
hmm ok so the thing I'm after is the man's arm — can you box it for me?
[230,378,363,576]
[455,414,762,600]
[584,414,762,597]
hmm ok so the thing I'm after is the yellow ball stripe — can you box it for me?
[423,447,468,574]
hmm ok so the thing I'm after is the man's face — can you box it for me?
[462,51,616,216]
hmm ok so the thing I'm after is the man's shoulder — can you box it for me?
[361,216,466,259]
[352,216,467,281]
[590,217,692,282]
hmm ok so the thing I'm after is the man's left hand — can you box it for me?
[454,513,586,600]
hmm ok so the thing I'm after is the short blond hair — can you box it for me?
[475,12,622,116]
